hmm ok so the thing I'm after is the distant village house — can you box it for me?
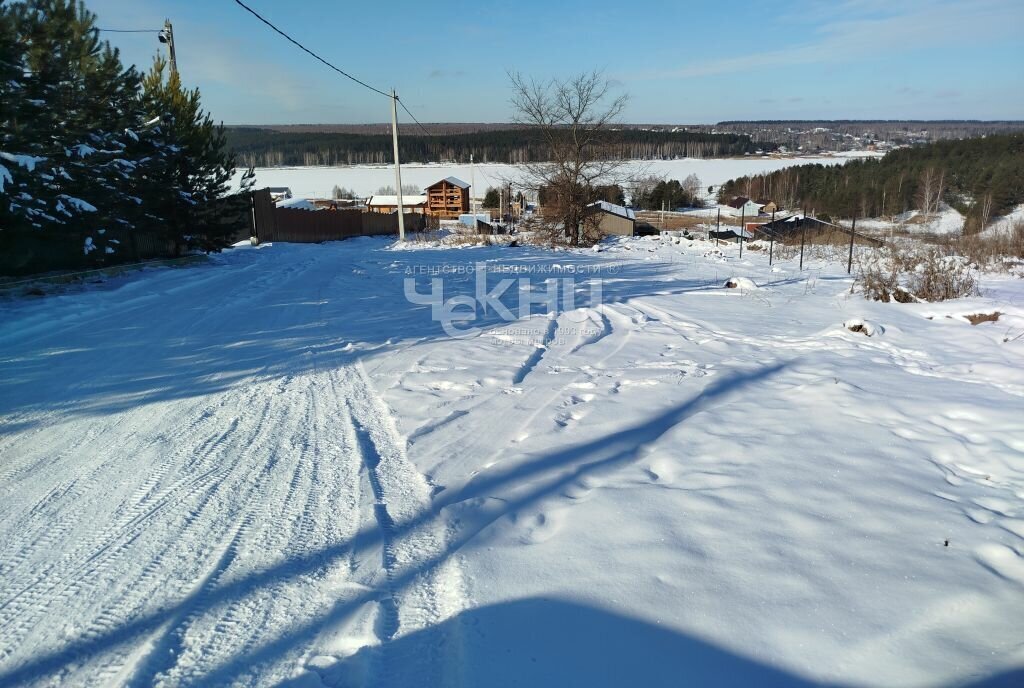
[727,196,763,216]
[426,177,471,218]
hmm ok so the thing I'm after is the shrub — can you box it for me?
[855,246,979,302]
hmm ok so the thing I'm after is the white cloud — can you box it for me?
[645,0,1021,80]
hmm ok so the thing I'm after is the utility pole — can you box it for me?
[716,207,720,247]
[470,153,475,215]
[769,208,775,266]
[390,89,405,240]
[159,19,177,75]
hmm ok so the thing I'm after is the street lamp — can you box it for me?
[158,20,177,75]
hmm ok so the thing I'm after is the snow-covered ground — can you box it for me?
[232,155,868,200]
[984,204,1024,238]
[1,234,1023,687]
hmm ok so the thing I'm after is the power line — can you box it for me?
[397,97,431,136]
[96,28,160,33]
[231,0,391,99]
[230,1,432,136]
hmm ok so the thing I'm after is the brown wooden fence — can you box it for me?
[1,188,419,276]
[255,198,425,244]
[0,226,178,276]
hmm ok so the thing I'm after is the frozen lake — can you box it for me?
[232,154,873,199]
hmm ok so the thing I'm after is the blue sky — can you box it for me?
[88,0,1024,125]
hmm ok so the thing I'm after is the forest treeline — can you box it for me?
[225,128,773,167]
[719,134,1024,233]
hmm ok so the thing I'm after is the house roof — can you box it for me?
[267,186,291,193]
[710,226,754,239]
[366,194,428,207]
[728,196,760,209]
[587,200,636,221]
[426,176,470,190]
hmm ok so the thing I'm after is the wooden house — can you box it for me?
[425,177,471,218]
[727,196,763,216]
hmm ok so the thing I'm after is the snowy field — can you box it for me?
[1,234,1023,687]
[231,155,867,200]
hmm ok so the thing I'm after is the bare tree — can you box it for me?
[916,168,935,216]
[332,185,357,200]
[967,191,994,236]
[375,184,422,196]
[916,167,946,216]
[626,174,662,208]
[508,71,629,246]
[979,192,993,233]
[682,173,703,203]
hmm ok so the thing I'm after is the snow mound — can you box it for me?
[899,207,964,235]
[981,204,1024,238]
[843,318,883,336]
[724,277,758,290]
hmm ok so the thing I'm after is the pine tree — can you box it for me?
[2,0,144,258]
[0,3,31,230]
[482,187,499,208]
[139,56,237,252]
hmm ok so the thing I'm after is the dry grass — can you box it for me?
[965,312,1000,325]
[855,245,979,303]
[958,221,1024,269]
[634,212,717,231]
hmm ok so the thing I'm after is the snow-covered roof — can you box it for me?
[428,176,470,189]
[276,197,317,210]
[587,200,636,221]
[366,194,428,207]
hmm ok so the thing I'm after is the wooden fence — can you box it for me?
[1,187,421,277]
[0,226,177,276]
[255,201,425,243]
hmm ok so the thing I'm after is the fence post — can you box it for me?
[739,207,745,258]
[847,214,857,274]
[799,207,807,270]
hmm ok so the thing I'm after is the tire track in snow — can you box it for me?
[341,362,466,684]
[116,376,311,687]
[0,394,259,660]
[124,368,366,687]
[0,246,372,685]
[0,376,286,681]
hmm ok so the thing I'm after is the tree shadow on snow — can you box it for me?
[0,241,726,431]
[285,596,831,688]
[0,358,1019,687]
[0,363,784,686]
